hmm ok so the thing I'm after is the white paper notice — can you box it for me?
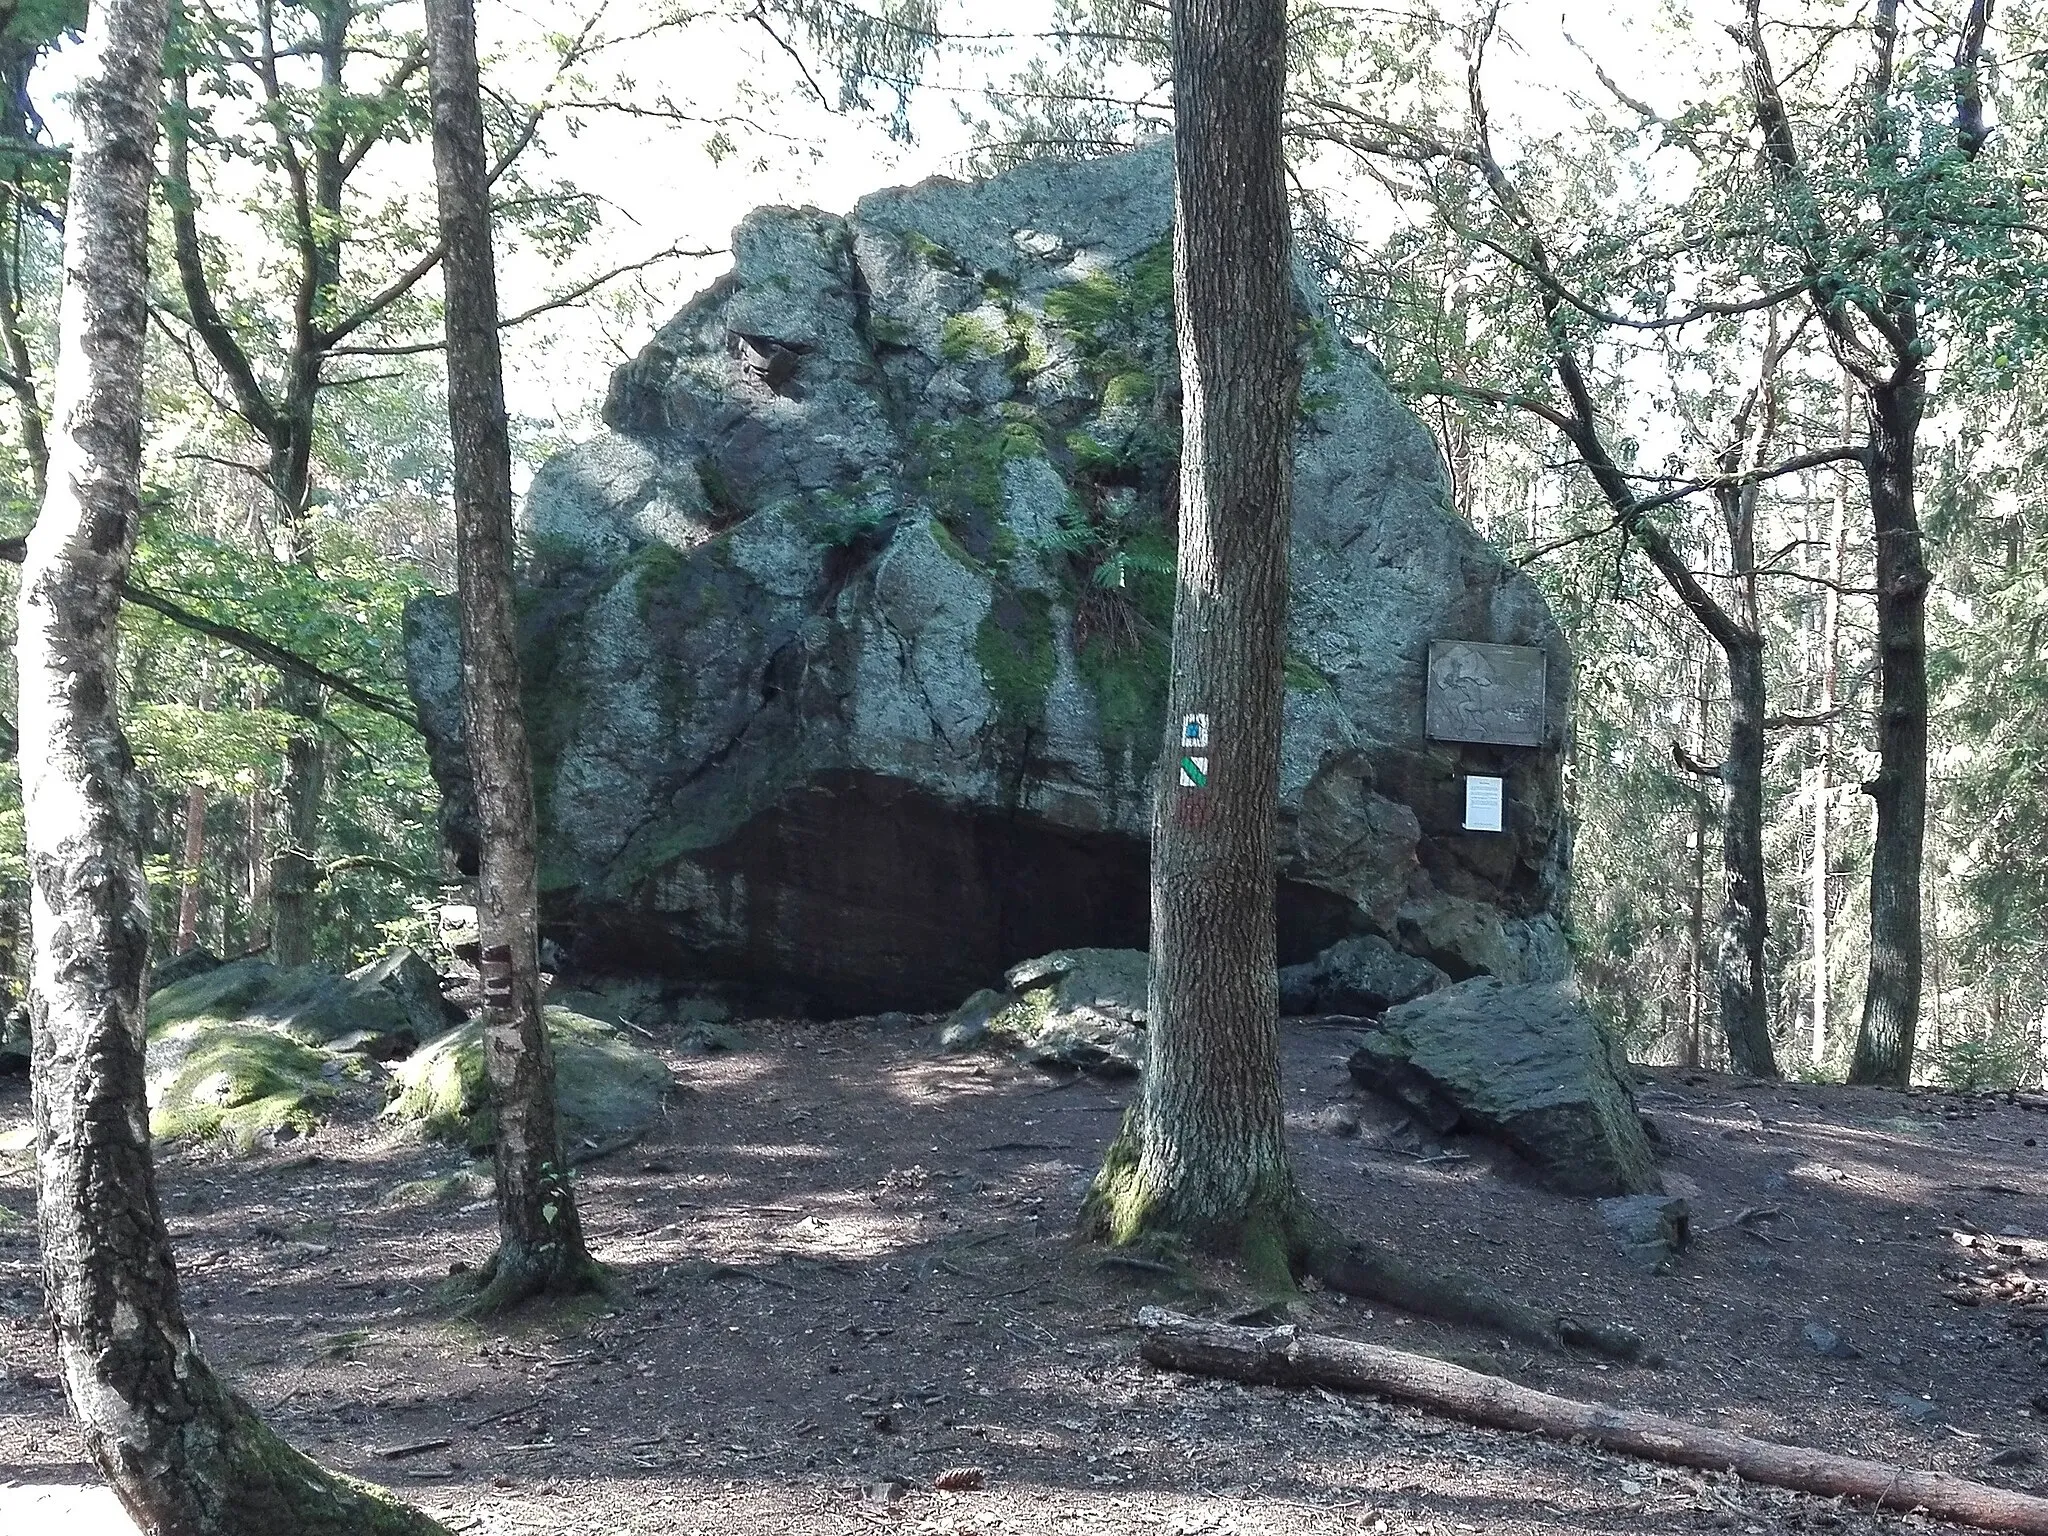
[1464,775,1504,832]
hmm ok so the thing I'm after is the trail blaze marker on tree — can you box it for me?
[1180,755,1209,789]
[1183,713,1210,750]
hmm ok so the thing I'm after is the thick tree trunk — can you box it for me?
[427,0,598,1312]
[18,4,446,1530]
[1849,380,1928,1086]
[176,782,207,952]
[1080,0,1303,1274]
[1717,631,1774,1077]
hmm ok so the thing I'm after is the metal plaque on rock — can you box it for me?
[1426,640,1547,748]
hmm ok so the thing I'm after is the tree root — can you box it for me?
[1081,1125,1644,1361]
[1304,1228,1645,1362]
[454,1242,609,1320]
[1138,1309,2048,1535]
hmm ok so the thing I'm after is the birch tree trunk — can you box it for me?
[1080,0,1304,1275]
[19,2,446,1529]
[427,0,599,1311]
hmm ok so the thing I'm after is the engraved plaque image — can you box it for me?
[1426,641,1547,748]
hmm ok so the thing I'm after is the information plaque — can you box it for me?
[1426,640,1547,748]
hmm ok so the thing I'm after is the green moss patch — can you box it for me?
[149,1021,337,1151]
[976,588,1057,728]
[382,1006,673,1153]
[941,312,1009,362]
[1077,628,1169,772]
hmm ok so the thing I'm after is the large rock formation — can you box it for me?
[407,142,1574,1014]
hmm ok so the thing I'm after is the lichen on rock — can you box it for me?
[406,141,1577,1014]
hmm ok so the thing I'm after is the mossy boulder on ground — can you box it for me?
[943,948,1148,1074]
[144,947,459,1152]
[1348,977,1662,1197]
[147,1021,338,1151]
[381,1005,673,1152]
[149,949,452,1060]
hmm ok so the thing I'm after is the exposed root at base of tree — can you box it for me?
[1305,1228,1646,1362]
[128,1372,453,1534]
[1081,1125,1643,1361]
[453,1243,609,1320]
[1137,1309,2048,1535]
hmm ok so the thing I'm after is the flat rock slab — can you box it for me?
[1348,977,1661,1196]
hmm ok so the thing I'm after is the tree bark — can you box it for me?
[176,782,207,953]
[427,0,599,1311]
[1848,378,1928,1085]
[1809,409,1846,1067]
[18,2,446,1529]
[1138,1310,2048,1534]
[1685,649,1708,1069]
[1718,627,1773,1076]
[1080,0,1303,1275]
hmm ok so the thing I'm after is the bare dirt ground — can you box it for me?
[6,1010,2048,1536]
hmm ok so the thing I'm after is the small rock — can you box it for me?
[1597,1194,1690,1274]
[1802,1322,1862,1360]
[862,1479,908,1507]
[1314,1103,1362,1138]
[1990,1445,2040,1468]
[940,989,1008,1052]
[1888,1392,1941,1425]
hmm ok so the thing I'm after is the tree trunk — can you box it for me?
[1848,379,1928,1085]
[1718,629,1775,1077]
[18,4,446,1530]
[1081,0,1303,1272]
[267,679,324,967]
[176,782,207,953]
[1809,425,1845,1067]
[427,0,599,1312]
[1684,651,1709,1069]
[244,776,270,953]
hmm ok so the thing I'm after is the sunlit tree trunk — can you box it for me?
[427,0,599,1310]
[176,782,207,952]
[1083,0,1305,1272]
[19,2,446,1528]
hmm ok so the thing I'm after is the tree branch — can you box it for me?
[0,537,418,729]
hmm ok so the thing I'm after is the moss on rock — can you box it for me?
[149,1022,338,1150]
[975,587,1057,728]
[382,1005,672,1152]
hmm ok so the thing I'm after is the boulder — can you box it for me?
[347,946,461,1043]
[149,953,435,1060]
[1347,977,1661,1197]
[1279,934,1448,1017]
[406,141,1574,1013]
[1597,1194,1690,1274]
[150,945,223,992]
[148,1021,338,1150]
[381,1005,673,1151]
[944,948,1148,1074]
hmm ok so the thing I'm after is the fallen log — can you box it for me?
[1137,1308,2048,1534]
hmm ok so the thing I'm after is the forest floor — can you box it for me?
[5,1011,2048,1536]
